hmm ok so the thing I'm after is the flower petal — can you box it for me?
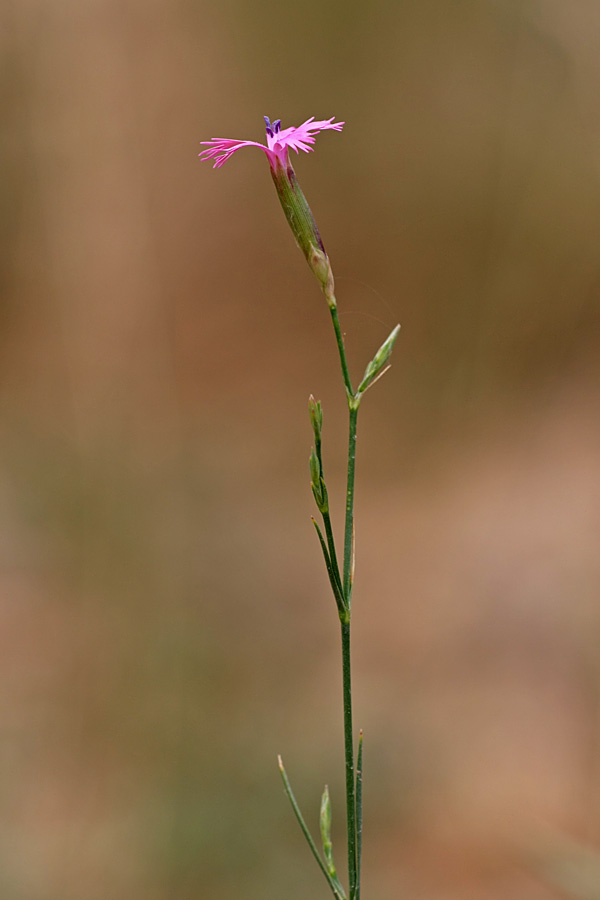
[198,138,272,169]
[199,117,344,169]
[272,117,344,156]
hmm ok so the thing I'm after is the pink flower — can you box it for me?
[199,116,344,170]
[199,116,344,298]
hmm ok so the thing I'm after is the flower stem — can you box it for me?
[328,301,354,399]
[341,403,359,900]
[343,404,359,607]
[341,618,357,900]
[326,292,360,900]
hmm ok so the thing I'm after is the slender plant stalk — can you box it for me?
[282,286,398,900]
[342,403,359,604]
[327,294,359,900]
[200,113,399,900]
[341,619,357,898]
[329,304,354,399]
[281,280,397,900]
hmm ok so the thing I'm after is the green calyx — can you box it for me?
[270,160,334,295]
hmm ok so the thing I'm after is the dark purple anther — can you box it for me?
[264,116,274,138]
[272,119,281,134]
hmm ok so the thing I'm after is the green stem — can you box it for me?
[343,404,358,607]
[328,295,360,899]
[326,291,360,900]
[328,301,354,398]
[341,619,357,900]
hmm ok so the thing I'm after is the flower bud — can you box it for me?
[308,395,323,446]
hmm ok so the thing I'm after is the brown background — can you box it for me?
[2,1,600,898]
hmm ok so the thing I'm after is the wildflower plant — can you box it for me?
[200,116,400,900]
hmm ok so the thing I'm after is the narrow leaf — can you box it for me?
[278,756,347,900]
[357,324,400,395]
[320,785,335,876]
[312,518,347,616]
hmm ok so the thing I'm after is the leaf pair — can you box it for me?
[278,733,363,900]
[278,757,347,900]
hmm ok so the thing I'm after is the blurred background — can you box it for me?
[2,0,600,897]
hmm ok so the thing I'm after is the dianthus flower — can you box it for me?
[199,116,344,171]
[199,116,344,300]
